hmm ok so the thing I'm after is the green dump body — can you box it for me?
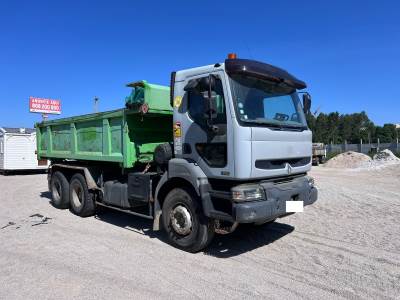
[36,81,172,168]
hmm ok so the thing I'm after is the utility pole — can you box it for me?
[94,96,99,113]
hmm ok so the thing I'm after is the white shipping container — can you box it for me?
[0,127,48,172]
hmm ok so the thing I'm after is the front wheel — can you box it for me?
[162,188,215,253]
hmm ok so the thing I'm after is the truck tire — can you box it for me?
[69,173,96,217]
[50,171,70,209]
[162,187,215,253]
[154,143,173,166]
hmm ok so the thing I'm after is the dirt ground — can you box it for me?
[0,165,399,299]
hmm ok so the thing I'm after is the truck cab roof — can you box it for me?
[175,58,306,90]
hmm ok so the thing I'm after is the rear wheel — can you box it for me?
[69,173,96,217]
[50,171,70,209]
[162,187,215,253]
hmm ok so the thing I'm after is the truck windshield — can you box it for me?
[229,74,308,129]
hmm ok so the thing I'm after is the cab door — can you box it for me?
[174,71,234,179]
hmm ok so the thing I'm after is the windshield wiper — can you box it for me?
[280,124,308,130]
[241,119,307,131]
[241,119,283,129]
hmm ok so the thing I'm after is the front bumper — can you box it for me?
[233,176,318,223]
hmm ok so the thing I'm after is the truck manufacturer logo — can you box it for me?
[286,163,292,175]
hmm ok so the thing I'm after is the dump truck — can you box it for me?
[312,143,326,165]
[36,54,318,252]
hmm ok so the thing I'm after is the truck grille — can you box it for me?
[255,157,310,170]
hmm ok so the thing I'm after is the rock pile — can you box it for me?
[373,149,400,163]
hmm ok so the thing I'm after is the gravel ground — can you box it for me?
[0,166,399,299]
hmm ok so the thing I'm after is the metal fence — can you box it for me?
[326,139,399,155]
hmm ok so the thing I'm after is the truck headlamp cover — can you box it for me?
[231,184,265,202]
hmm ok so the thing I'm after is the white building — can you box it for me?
[0,127,48,173]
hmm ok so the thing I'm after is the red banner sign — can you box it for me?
[29,97,61,114]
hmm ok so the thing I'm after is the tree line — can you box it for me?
[306,111,399,144]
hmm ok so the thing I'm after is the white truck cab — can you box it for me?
[153,55,318,251]
[172,57,312,180]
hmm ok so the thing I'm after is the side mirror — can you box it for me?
[203,92,217,120]
[198,75,216,92]
[302,93,312,114]
[184,79,198,92]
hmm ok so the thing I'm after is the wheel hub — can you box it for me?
[170,205,192,236]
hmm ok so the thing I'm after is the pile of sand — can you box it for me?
[324,149,400,169]
[324,151,372,169]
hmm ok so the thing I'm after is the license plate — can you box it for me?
[286,201,304,212]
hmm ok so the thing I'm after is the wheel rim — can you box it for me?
[170,205,192,236]
[71,181,83,207]
[51,180,61,201]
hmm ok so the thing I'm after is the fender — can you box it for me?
[152,158,212,230]
[51,163,99,190]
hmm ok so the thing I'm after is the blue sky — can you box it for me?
[0,0,399,127]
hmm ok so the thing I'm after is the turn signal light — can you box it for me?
[227,53,237,59]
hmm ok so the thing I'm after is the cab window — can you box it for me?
[187,77,226,126]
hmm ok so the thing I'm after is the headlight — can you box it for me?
[231,184,265,202]
[307,176,315,187]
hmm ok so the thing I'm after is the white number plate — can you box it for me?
[286,201,304,212]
